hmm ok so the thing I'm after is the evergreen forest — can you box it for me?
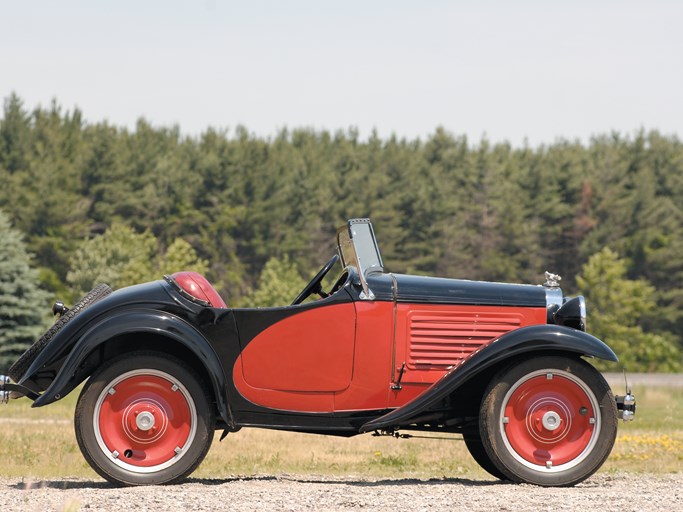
[1,93,682,371]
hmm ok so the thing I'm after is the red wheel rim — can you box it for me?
[501,370,599,470]
[94,370,196,472]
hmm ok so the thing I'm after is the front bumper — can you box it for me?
[0,375,39,404]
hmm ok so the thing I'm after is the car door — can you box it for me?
[232,296,356,412]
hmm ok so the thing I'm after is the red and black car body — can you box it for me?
[1,219,636,487]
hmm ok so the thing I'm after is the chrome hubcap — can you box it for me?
[541,410,562,431]
[135,410,156,431]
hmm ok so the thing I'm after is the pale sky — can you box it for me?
[1,0,682,146]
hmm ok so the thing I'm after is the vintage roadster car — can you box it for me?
[1,219,635,487]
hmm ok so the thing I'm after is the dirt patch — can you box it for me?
[1,473,680,512]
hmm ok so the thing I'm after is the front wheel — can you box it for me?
[75,352,215,486]
[479,355,617,487]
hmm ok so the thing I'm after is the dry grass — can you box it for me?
[196,429,482,480]
[601,383,683,474]
[1,381,680,481]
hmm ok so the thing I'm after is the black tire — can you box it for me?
[462,430,508,481]
[8,284,112,382]
[75,351,215,486]
[479,355,617,487]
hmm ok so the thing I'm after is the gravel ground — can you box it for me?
[2,374,679,511]
[1,473,681,512]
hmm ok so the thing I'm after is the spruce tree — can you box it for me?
[0,210,50,372]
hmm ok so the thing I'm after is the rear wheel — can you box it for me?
[75,352,215,486]
[479,355,617,487]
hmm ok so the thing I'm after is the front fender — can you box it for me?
[360,324,617,433]
[32,309,233,427]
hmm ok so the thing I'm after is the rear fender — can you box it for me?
[32,309,233,427]
[20,281,182,386]
[360,324,617,433]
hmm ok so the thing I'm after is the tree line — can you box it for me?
[0,93,681,371]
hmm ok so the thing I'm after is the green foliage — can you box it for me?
[66,223,208,298]
[159,238,209,276]
[577,248,682,372]
[2,95,683,370]
[0,210,51,370]
[241,256,306,308]
[66,223,156,296]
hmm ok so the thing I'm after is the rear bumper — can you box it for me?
[0,375,39,404]
[615,392,636,421]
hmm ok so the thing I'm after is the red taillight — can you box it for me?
[171,271,227,308]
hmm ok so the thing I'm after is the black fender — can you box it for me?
[32,309,234,427]
[19,281,184,386]
[359,324,617,433]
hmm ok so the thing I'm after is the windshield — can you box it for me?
[336,219,384,277]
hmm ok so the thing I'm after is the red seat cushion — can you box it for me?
[171,271,227,308]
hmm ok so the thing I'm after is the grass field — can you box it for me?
[0,379,680,481]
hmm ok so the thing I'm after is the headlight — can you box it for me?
[554,296,587,331]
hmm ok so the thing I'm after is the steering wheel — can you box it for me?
[291,254,340,305]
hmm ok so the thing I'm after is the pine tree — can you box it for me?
[577,247,681,372]
[0,93,31,173]
[0,210,51,371]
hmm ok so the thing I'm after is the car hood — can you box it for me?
[366,273,546,307]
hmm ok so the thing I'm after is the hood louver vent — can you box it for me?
[408,311,522,368]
